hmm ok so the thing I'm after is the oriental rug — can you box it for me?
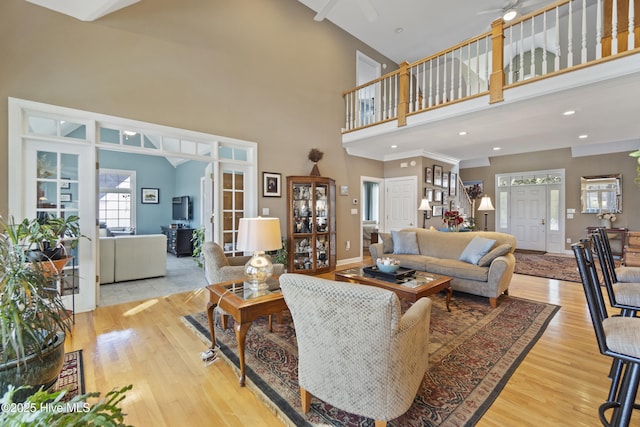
[54,350,85,400]
[513,251,615,283]
[183,293,559,426]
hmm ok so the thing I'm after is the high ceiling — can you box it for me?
[298,0,640,165]
[23,0,640,165]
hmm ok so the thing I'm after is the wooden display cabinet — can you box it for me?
[286,176,336,274]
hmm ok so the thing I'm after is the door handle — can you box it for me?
[541,218,545,225]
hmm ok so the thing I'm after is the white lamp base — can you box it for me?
[244,251,274,291]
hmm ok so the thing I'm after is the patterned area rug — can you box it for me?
[54,350,85,400]
[514,251,582,282]
[183,293,559,426]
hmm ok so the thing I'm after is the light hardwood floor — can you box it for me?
[67,266,624,426]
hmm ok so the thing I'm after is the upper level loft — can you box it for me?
[342,0,640,166]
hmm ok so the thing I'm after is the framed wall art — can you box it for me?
[60,193,72,202]
[141,188,159,204]
[433,165,443,186]
[425,188,433,201]
[442,172,449,189]
[424,167,432,184]
[432,205,443,217]
[434,190,442,202]
[449,172,457,196]
[263,172,281,197]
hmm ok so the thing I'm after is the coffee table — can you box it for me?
[334,267,453,311]
[205,278,288,386]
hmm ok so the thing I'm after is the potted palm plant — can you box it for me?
[0,216,73,401]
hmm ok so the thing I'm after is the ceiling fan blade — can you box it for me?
[357,0,378,22]
[477,8,504,15]
[519,0,549,8]
[314,0,340,22]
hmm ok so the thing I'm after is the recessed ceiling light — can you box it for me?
[458,131,467,136]
[493,147,501,151]
[124,130,137,136]
[563,110,576,116]
[391,144,398,148]
[579,134,589,139]
[502,9,518,21]
[394,27,403,34]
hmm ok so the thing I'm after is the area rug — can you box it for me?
[514,251,583,282]
[183,293,559,426]
[54,350,85,400]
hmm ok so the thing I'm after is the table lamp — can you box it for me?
[236,217,282,290]
[477,195,495,231]
[418,198,431,228]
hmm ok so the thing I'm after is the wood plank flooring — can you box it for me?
[67,266,623,426]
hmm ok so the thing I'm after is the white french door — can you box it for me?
[510,185,546,251]
[385,176,418,231]
[23,140,96,313]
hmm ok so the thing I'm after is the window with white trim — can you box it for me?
[98,169,136,229]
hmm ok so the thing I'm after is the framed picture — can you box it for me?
[141,188,159,204]
[442,172,449,189]
[424,167,432,184]
[60,193,72,202]
[433,165,443,186]
[263,172,281,197]
[60,178,71,189]
[434,190,442,202]
[449,173,457,196]
[425,188,433,201]
[464,180,484,200]
[433,205,443,217]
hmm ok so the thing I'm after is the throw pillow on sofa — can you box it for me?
[459,236,496,265]
[478,243,512,267]
[391,230,420,255]
[379,232,393,253]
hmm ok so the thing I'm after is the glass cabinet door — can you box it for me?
[292,183,314,271]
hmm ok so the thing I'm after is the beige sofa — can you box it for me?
[99,234,167,284]
[369,228,516,307]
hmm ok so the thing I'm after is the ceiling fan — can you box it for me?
[477,0,548,22]
[314,0,378,23]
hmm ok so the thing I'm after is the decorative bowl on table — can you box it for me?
[376,257,400,273]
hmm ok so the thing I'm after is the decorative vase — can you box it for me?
[310,162,320,176]
[602,219,612,228]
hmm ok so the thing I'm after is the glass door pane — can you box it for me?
[221,168,245,254]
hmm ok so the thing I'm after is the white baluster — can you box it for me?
[484,36,489,91]
[612,0,618,54]
[519,23,525,82]
[435,56,440,105]
[629,0,635,49]
[394,74,398,118]
[442,54,447,103]
[542,11,548,75]
[508,26,514,84]
[581,0,588,64]
[422,61,427,109]
[568,0,574,67]
[457,48,463,99]
[555,7,561,71]
[466,44,471,95]
[428,60,433,108]
[450,51,456,101]
[530,15,536,78]
[596,0,602,59]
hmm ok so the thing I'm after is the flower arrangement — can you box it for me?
[443,211,464,228]
[597,212,617,222]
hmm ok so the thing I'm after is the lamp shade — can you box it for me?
[418,198,431,211]
[477,195,495,211]
[236,217,282,252]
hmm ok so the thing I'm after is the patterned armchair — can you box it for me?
[279,273,432,426]
[202,241,284,284]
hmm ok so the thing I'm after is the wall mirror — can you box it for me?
[581,174,622,213]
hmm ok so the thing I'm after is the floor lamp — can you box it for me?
[477,195,495,231]
[418,198,431,228]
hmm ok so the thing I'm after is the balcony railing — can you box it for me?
[343,0,639,133]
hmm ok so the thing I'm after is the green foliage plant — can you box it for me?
[191,226,205,268]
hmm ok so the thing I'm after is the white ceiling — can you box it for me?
[24,0,640,165]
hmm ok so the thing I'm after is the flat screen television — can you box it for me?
[172,196,191,221]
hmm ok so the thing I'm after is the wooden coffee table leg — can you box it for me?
[445,286,452,312]
[234,321,252,386]
[206,301,216,348]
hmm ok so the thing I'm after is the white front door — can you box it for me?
[23,140,96,313]
[385,177,418,231]
[510,185,546,251]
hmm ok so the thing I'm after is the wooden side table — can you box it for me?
[586,227,627,259]
[205,278,287,386]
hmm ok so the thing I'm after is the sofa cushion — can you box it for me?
[459,236,496,265]
[427,258,490,281]
[478,243,512,267]
[392,230,419,255]
[379,232,393,254]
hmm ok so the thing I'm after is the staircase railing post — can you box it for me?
[490,19,505,104]
[398,61,410,127]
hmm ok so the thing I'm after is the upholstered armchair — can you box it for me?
[202,241,284,284]
[279,273,432,427]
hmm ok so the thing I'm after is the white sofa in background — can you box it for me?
[99,234,167,284]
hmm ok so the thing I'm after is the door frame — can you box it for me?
[384,176,418,231]
[360,176,385,259]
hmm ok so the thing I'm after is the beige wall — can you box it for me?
[461,148,640,251]
[0,0,390,260]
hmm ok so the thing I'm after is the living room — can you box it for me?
[1,0,640,425]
